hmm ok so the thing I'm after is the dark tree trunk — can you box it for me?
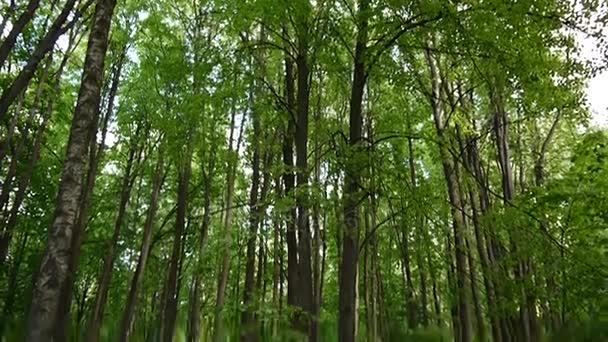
[161,153,192,342]
[339,1,368,340]
[282,25,299,321]
[0,0,41,68]
[0,0,89,122]
[25,0,117,338]
[241,100,262,341]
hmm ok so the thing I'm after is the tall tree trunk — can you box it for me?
[241,98,263,341]
[312,75,324,341]
[339,0,368,340]
[293,10,315,338]
[424,41,472,342]
[25,0,117,338]
[429,251,442,326]
[87,128,138,342]
[491,85,535,342]
[458,126,503,342]
[161,151,192,342]
[119,149,165,342]
[214,94,246,341]
[187,152,215,342]
[0,0,41,68]
[0,51,52,216]
[283,45,299,315]
[271,175,283,338]
[408,137,429,327]
[54,49,125,340]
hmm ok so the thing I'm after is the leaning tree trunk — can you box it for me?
[54,49,126,341]
[119,149,165,342]
[0,0,41,68]
[339,1,368,341]
[25,0,117,339]
[0,0,88,121]
[0,27,77,265]
[87,125,138,342]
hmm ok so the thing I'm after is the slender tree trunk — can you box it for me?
[339,1,368,340]
[87,132,138,342]
[279,25,303,340]
[214,95,246,341]
[429,251,442,326]
[161,151,192,342]
[0,1,17,40]
[424,41,472,342]
[271,176,283,338]
[458,126,503,342]
[408,137,429,327]
[0,0,90,122]
[0,94,22,170]
[187,153,215,342]
[0,40,73,264]
[0,0,41,68]
[119,150,165,342]
[241,98,263,341]
[0,231,28,336]
[2,25,81,324]
[312,77,324,341]
[25,0,117,338]
[491,85,535,342]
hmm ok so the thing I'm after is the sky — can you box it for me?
[588,70,608,127]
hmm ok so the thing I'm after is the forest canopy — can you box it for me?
[0,0,607,341]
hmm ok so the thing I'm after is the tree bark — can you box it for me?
[25,0,117,338]
[424,40,472,342]
[54,48,125,341]
[293,8,315,338]
[339,0,368,340]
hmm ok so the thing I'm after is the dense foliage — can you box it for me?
[0,0,607,341]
